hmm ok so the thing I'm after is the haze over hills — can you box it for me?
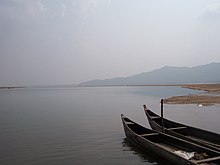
[80,62,220,86]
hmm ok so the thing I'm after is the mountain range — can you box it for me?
[79,62,220,86]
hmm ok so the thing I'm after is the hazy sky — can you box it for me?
[1,0,220,86]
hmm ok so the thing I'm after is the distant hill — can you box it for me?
[79,62,220,86]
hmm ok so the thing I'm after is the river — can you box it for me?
[0,86,219,164]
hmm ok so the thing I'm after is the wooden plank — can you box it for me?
[193,156,220,164]
[167,127,187,131]
[151,116,160,119]
[125,121,134,125]
[140,133,159,136]
[186,136,220,148]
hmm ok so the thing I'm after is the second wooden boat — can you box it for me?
[143,105,220,152]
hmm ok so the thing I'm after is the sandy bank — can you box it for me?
[164,84,220,106]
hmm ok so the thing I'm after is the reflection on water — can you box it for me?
[122,138,170,165]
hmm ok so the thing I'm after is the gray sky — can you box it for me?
[1,0,220,86]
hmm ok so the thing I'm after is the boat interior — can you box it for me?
[153,117,184,129]
[152,117,220,147]
[146,110,161,119]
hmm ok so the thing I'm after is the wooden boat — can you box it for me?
[121,114,220,165]
[143,105,220,152]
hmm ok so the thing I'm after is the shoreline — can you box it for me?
[0,87,24,89]
[1,83,220,105]
[163,84,220,106]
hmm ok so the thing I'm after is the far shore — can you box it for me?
[0,87,24,90]
[1,83,220,105]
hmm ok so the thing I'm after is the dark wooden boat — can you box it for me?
[121,114,220,165]
[143,105,220,152]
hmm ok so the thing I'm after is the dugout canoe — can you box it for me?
[143,105,220,152]
[121,114,220,165]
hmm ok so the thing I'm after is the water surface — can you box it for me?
[0,86,219,164]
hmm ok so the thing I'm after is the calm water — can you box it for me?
[0,86,220,165]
